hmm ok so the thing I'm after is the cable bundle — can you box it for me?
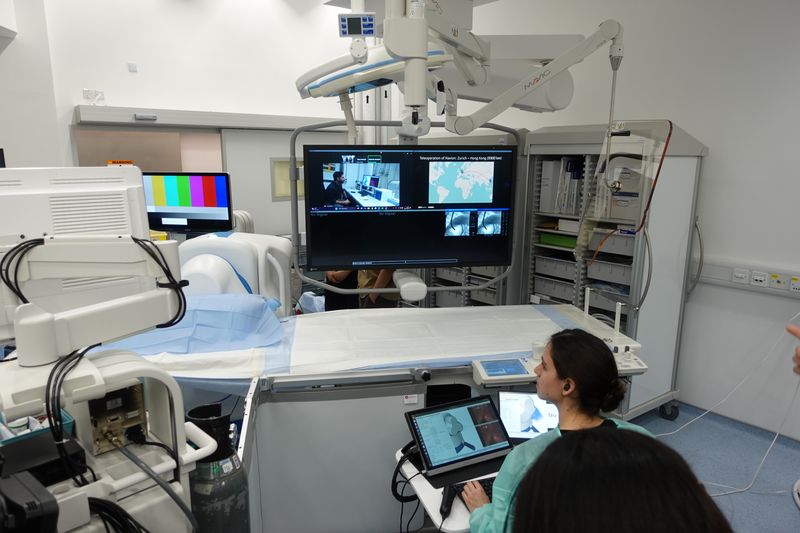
[44,344,100,487]
[88,498,150,533]
[131,237,187,328]
[0,238,44,302]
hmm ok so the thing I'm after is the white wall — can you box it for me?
[3,1,799,433]
[473,0,800,436]
[0,0,17,34]
[42,0,349,165]
[0,0,64,166]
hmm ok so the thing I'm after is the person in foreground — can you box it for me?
[788,324,800,374]
[512,428,732,533]
[462,328,652,533]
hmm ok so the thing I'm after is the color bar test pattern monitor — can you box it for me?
[142,172,233,233]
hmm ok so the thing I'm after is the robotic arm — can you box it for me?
[297,1,624,138]
[442,19,623,135]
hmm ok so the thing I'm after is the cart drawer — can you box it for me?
[532,276,575,302]
[534,255,577,280]
[588,231,635,256]
[587,290,630,315]
[587,259,632,285]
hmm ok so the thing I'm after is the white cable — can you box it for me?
[709,379,800,497]
[704,481,787,496]
[652,310,800,498]
[655,310,800,438]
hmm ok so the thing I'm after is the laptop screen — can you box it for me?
[499,391,559,440]
[405,396,513,477]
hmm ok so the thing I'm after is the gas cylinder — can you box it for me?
[186,403,249,533]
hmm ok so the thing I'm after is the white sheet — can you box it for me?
[289,305,563,374]
[139,304,644,383]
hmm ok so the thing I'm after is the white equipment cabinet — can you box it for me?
[525,123,706,419]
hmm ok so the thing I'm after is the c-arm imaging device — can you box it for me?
[0,167,215,532]
[298,0,624,138]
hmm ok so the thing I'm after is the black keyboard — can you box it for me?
[453,477,495,501]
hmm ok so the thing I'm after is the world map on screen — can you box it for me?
[429,161,494,204]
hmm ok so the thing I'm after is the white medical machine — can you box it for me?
[0,167,215,532]
[178,232,293,317]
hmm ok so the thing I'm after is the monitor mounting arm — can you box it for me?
[440,19,623,135]
[1,236,183,367]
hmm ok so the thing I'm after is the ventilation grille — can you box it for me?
[50,176,126,187]
[0,178,23,188]
[62,276,133,290]
[50,193,130,234]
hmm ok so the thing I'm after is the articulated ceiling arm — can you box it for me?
[445,19,624,135]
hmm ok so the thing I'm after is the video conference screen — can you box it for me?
[302,145,516,270]
[142,172,233,233]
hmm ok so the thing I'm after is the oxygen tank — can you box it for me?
[186,403,249,533]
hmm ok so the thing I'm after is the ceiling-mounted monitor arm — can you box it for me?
[424,9,490,86]
[444,19,624,135]
[382,0,493,138]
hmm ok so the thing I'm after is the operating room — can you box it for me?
[1,0,799,532]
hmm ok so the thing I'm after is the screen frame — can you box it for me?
[404,395,513,477]
[141,171,234,234]
[498,390,560,442]
[302,144,517,271]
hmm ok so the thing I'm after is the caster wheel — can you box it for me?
[658,403,679,421]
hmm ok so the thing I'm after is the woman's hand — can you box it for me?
[788,324,800,374]
[461,481,490,512]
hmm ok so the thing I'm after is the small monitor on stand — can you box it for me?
[141,172,233,238]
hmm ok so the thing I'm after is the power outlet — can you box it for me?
[731,268,750,284]
[769,273,789,290]
[82,88,105,102]
[791,276,800,294]
[750,271,768,287]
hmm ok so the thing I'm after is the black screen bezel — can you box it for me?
[142,171,234,234]
[302,144,516,271]
[404,395,514,476]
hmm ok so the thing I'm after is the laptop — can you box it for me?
[498,391,559,445]
[405,395,513,488]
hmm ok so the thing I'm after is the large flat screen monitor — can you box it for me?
[142,172,233,233]
[302,145,516,270]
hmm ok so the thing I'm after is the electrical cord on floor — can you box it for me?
[106,434,198,533]
[705,481,787,496]
[654,311,800,498]
[655,315,798,439]
[709,379,800,498]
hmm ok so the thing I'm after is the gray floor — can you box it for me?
[634,403,800,533]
